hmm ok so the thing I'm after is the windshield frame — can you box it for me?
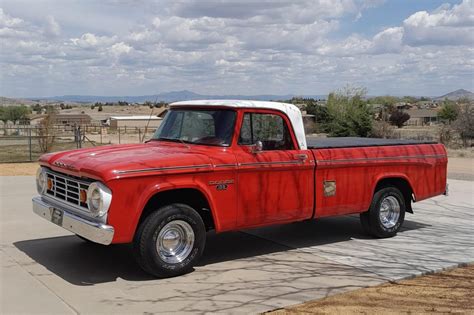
[151,107,237,147]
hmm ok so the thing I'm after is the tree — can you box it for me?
[389,110,410,128]
[98,104,103,112]
[32,104,42,114]
[438,101,459,123]
[0,105,31,125]
[37,114,56,153]
[453,104,474,147]
[325,86,373,137]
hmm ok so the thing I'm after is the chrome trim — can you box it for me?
[317,154,446,164]
[32,196,114,245]
[45,169,91,211]
[239,161,303,167]
[214,164,238,168]
[115,164,212,174]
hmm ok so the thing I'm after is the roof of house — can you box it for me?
[53,114,91,119]
[406,109,438,118]
[170,100,307,149]
[109,115,162,120]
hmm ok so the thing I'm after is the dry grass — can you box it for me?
[0,162,39,176]
[268,264,474,315]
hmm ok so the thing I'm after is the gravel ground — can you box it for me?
[268,264,474,314]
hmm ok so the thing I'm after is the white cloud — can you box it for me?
[44,15,60,36]
[0,1,472,97]
[402,0,474,46]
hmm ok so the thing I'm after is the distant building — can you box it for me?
[53,114,92,125]
[29,114,92,126]
[405,109,439,126]
[108,115,163,129]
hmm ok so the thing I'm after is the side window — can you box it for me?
[238,113,294,150]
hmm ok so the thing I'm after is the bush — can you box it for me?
[438,101,459,123]
[389,110,410,128]
[325,86,373,137]
[371,121,395,138]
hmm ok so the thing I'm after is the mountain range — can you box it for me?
[28,90,327,104]
[2,89,473,105]
[434,89,474,101]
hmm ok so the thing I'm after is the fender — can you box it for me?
[129,180,218,240]
[372,172,416,212]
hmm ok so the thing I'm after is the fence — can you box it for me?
[0,124,157,163]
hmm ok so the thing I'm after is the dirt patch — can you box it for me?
[268,264,474,315]
[0,162,38,176]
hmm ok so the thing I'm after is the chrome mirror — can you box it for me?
[252,141,263,153]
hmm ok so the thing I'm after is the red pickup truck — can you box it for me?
[33,100,447,277]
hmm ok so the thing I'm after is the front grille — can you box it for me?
[45,170,91,210]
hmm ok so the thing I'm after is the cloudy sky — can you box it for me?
[0,0,473,98]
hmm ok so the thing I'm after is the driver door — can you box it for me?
[234,110,314,227]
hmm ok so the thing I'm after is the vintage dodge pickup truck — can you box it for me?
[33,100,447,277]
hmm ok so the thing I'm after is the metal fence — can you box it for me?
[0,124,156,163]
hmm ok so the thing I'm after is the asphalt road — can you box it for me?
[1,177,473,314]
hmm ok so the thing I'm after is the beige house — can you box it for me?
[108,116,163,129]
[405,109,439,126]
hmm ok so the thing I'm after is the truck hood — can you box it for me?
[39,142,213,181]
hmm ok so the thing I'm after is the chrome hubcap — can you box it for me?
[156,220,195,264]
[379,196,401,229]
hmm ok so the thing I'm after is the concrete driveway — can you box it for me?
[1,176,473,314]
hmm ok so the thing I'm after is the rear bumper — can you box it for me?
[32,196,114,245]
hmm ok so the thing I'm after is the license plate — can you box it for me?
[50,208,63,226]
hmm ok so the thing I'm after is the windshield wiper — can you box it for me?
[155,137,191,148]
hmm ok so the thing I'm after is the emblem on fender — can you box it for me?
[209,179,234,191]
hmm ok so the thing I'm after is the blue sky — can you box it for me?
[0,0,473,98]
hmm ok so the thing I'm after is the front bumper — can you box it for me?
[32,196,114,245]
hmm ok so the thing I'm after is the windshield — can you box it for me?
[152,109,236,146]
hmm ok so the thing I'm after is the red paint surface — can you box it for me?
[39,107,447,243]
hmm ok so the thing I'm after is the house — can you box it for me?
[405,109,439,126]
[54,114,92,125]
[29,114,92,126]
[108,115,163,129]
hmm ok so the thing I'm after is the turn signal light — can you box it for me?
[47,178,53,190]
[80,189,87,203]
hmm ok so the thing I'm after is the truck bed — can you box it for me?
[306,137,437,149]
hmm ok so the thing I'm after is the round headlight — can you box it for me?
[87,182,112,217]
[36,167,47,194]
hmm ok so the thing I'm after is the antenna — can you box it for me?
[142,94,159,143]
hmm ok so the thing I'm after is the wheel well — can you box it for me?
[375,178,414,213]
[140,188,215,230]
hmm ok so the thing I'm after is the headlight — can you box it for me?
[36,167,48,194]
[87,182,112,217]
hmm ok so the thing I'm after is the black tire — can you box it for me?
[359,186,406,238]
[133,203,206,278]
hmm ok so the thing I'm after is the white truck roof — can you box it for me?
[170,100,307,149]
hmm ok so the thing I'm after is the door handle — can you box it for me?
[294,154,308,161]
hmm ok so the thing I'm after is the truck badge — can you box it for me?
[209,179,234,191]
[324,180,336,197]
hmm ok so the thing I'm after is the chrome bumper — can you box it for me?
[32,196,114,245]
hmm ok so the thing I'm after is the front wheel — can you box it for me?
[133,203,206,278]
[360,186,406,238]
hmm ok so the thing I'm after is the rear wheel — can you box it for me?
[360,186,406,238]
[133,203,206,278]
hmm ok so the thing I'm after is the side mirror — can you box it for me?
[251,141,263,153]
